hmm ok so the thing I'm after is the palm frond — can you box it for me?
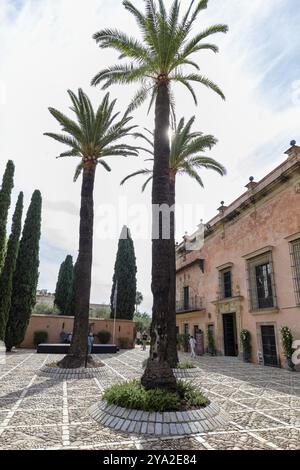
[180,164,204,187]
[142,175,153,192]
[120,169,152,186]
[178,74,225,100]
[98,160,112,172]
[73,163,83,182]
[128,85,154,112]
[172,75,198,105]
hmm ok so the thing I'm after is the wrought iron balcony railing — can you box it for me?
[176,296,205,313]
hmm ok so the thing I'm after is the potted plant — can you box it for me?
[207,328,216,356]
[280,326,296,372]
[240,329,252,363]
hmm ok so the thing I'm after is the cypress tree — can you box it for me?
[110,226,137,320]
[54,255,74,315]
[65,258,78,316]
[0,161,15,272]
[5,190,42,351]
[0,193,23,340]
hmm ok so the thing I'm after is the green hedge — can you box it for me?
[33,330,48,346]
[103,380,209,412]
[97,330,111,344]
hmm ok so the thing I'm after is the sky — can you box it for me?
[0,0,300,313]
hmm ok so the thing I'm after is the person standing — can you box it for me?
[189,335,196,358]
[141,332,148,351]
[87,332,94,355]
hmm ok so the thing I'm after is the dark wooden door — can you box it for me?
[261,325,278,366]
[223,313,237,356]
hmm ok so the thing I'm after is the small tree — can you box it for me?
[0,193,23,340]
[207,328,216,356]
[133,311,151,334]
[280,326,295,359]
[110,226,137,320]
[0,161,15,272]
[240,329,252,362]
[54,255,74,315]
[5,190,42,352]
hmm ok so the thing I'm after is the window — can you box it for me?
[194,325,200,337]
[222,270,232,298]
[247,252,276,311]
[290,239,300,305]
[255,263,273,308]
[183,286,189,310]
[184,323,189,335]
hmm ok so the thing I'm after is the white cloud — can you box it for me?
[0,0,299,312]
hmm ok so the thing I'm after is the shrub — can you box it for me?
[103,380,209,412]
[207,328,216,355]
[97,330,111,344]
[281,326,295,359]
[177,333,189,352]
[176,380,209,408]
[240,329,252,354]
[33,330,48,346]
[119,337,130,349]
[34,303,59,315]
[176,360,195,369]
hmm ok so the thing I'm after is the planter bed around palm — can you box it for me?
[173,360,200,378]
[89,380,228,436]
[39,360,105,379]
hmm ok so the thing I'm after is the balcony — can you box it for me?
[176,296,205,313]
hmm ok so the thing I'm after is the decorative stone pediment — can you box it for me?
[211,296,244,315]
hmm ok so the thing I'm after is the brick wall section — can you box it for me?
[21,314,135,349]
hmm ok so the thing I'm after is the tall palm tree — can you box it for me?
[45,89,139,368]
[92,0,228,390]
[121,117,226,367]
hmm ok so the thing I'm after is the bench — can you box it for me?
[36,344,118,354]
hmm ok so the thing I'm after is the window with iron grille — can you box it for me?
[290,239,300,305]
[219,269,232,299]
[247,251,277,311]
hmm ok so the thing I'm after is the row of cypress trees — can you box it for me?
[0,160,42,351]
[53,225,137,321]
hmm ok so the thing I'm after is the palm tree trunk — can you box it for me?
[167,174,179,367]
[58,163,96,369]
[141,82,177,392]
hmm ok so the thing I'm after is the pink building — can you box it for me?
[176,143,300,368]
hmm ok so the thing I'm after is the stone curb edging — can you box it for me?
[88,400,228,436]
[173,368,201,378]
[38,365,105,380]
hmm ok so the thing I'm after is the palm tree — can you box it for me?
[121,117,226,367]
[92,0,228,390]
[45,89,139,368]
[135,291,144,313]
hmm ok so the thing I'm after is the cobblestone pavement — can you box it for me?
[0,349,300,450]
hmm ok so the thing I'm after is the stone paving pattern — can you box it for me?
[0,349,300,450]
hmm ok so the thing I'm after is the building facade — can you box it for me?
[176,144,300,368]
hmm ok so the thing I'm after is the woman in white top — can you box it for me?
[189,336,196,358]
